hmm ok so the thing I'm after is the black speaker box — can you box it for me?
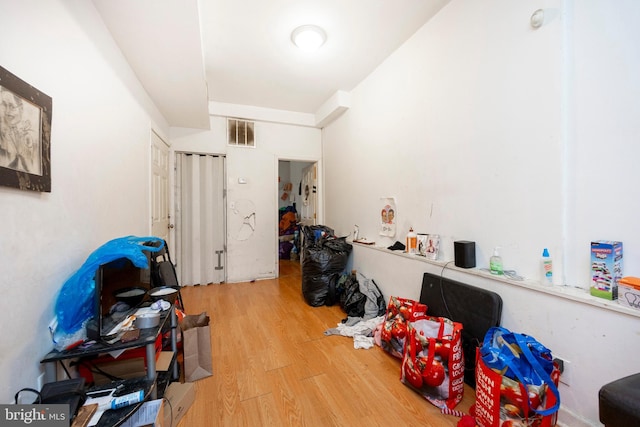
[454,240,476,268]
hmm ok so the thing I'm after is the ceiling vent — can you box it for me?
[228,119,255,147]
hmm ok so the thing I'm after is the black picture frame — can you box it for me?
[0,65,52,192]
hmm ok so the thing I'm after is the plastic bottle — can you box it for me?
[353,225,359,242]
[406,227,418,254]
[489,247,503,275]
[541,248,553,285]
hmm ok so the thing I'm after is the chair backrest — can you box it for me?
[148,240,185,310]
[158,261,179,288]
[148,240,178,288]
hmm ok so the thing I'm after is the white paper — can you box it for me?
[119,399,162,427]
[379,197,396,237]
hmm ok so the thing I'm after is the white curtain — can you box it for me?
[175,153,225,286]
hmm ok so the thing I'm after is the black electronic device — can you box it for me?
[40,378,86,421]
[454,240,476,268]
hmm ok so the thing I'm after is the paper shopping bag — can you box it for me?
[181,312,213,382]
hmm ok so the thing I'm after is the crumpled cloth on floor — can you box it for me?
[324,315,385,349]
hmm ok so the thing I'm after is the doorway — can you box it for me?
[278,159,317,276]
[175,153,226,285]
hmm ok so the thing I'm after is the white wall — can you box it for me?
[0,0,169,402]
[323,1,640,426]
[171,116,321,283]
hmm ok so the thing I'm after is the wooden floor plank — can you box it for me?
[176,259,475,426]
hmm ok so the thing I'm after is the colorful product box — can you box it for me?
[590,241,623,300]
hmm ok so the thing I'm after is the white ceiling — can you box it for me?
[93,0,450,129]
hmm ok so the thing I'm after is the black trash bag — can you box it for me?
[302,225,335,247]
[340,273,366,317]
[370,278,387,317]
[339,273,386,319]
[301,226,352,307]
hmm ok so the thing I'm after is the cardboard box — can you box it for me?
[92,357,147,385]
[90,351,174,385]
[156,351,174,372]
[590,240,623,300]
[618,277,640,309]
[120,399,164,427]
[163,382,196,427]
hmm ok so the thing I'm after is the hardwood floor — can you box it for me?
[176,260,475,426]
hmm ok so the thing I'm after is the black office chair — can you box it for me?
[147,240,185,311]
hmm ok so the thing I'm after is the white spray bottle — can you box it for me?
[541,248,553,285]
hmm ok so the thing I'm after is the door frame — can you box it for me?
[150,129,171,247]
[276,156,323,277]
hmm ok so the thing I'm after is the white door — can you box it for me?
[226,147,277,282]
[151,131,171,243]
[175,153,226,285]
[299,163,317,226]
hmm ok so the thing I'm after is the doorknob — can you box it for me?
[168,224,175,229]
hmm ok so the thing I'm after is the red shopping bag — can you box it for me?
[474,327,561,427]
[378,296,428,358]
[400,316,465,410]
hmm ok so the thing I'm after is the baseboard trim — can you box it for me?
[557,407,600,427]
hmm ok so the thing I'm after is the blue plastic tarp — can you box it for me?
[54,236,164,334]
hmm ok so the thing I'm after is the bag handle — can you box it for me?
[410,324,437,373]
[410,323,417,361]
[482,328,560,416]
[513,333,561,416]
[491,332,560,416]
[14,388,41,404]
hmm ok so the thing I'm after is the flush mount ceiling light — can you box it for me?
[291,25,327,51]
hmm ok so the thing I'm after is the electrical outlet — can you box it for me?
[36,373,45,391]
[48,317,58,333]
[48,317,58,343]
[557,358,572,386]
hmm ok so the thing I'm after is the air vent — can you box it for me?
[228,119,255,147]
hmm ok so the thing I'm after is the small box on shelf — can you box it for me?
[590,241,623,300]
[618,277,640,310]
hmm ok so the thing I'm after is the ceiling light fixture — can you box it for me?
[291,25,327,51]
